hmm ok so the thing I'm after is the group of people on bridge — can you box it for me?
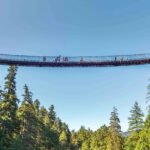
[42,56,129,63]
[42,56,84,63]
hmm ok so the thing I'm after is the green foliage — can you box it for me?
[0,65,18,148]
[81,140,90,150]
[48,104,56,125]
[135,129,150,150]
[1,65,150,150]
[128,101,144,132]
[125,131,140,150]
[109,107,121,132]
[125,101,145,150]
[77,126,91,148]
[17,84,37,149]
[135,114,150,150]
[90,125,108,150]
[144,114,150,128]
[59,130,68,149]
[107,107,124,150]
[70,130,80,150]
[107,130,124,150]
[146,79,150,114]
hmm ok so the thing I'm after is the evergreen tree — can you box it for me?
[144,114,150,128]
[53,117,62,133]
[81,140,90,150]
[71,126,92,150]
[59,123,71,149]
[125,131,140,150]
[22,84,33,104]
[70,130,80,150]
[107,107,123,150]
[146,79,150,114]
[0,86,3,101]
[77,126,91,148]
[39,105,60,149]
[135,129,150,150]
[128,101,144,132]
[0,87,4,148]
[90,125,108,150]
[2,65,150,150]
[48,104,56,126]
[126,102,144,150]
[40,113,56,149]
[135,114,150,149]
[39,106,48,119]
[34,99,40,114]
[59,130,68,149]
[109,107,121,132]
[0,65,18,148]
[17,84,37,150]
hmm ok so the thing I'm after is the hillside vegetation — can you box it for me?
[0,66,150,150]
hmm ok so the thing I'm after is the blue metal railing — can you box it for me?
[0,53,150,62]
[0,53,150,67]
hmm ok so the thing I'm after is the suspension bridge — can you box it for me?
[0,53,150,67]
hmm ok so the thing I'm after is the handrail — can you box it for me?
[0,53,150,67]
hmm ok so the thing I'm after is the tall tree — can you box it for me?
[125,131,140,150]
[128,101,144,132]
[48,104,56,126]
[135,114,150,149]
[38,105,60,149]
[34,99,40,114]
[90,125,108,150]
[59,123,71,149]
[107,107,123,150]
[53,117,62,133]
[22,84,33,104]
[70,130,80,150]
[125,102,144,150]
[59,130,68,149]
[0,65,18,148]
[17,84,37,149]
[109,107,121,132]
[146,79,150,114]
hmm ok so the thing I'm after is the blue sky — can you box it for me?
[0,0,150,131]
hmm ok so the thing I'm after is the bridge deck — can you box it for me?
[0,53,150,67]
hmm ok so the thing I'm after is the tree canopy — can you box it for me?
[0,65,150,150]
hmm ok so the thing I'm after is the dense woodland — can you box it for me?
[0,66,150,150]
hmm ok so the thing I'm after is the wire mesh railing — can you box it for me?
[0,53,150,63]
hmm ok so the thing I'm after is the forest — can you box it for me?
[0,65,150,150]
